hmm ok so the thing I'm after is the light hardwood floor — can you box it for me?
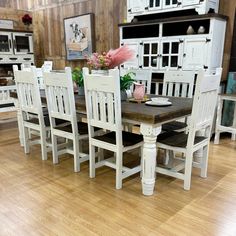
[0,121,236,236]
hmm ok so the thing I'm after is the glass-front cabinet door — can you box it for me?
[141,40,160,69]
[160,39,183,70]
[148,0,162,11]
[0,32,13,55]
[162,0,179,9]
[12,32,33,55]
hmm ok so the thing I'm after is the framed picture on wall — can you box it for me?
[64,13,95,60]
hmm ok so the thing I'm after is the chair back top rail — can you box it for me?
[13,65,43,115]
[43,67,77,123]
[163,70,195,98]
[188,68,222,145]
[84,68,122,134]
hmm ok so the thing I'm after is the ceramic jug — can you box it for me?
[133,82,145,100]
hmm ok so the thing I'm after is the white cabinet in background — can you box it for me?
[119,14,227,73]
[0,30,34,64]
[127,0,219,22]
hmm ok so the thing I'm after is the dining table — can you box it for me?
[10,91,192,196]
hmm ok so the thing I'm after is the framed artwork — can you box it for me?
[64,13,95,60]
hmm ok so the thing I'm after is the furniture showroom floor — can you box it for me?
[0,120,236,236]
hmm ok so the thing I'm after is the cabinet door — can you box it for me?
[148,0,162,11]
[162,0,179,9]
[181,0,200,7]
[127,0,146,13]
[120,41,140,69]
[160,39,183,70]
[182,38,209,70]
[140,40,160,69]
[0,32,13,55]
[12,33,34,55]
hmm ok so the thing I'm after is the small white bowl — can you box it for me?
[151,97,169,103]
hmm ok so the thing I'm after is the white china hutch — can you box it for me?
[127,0,219,22]
[0,30,34,112]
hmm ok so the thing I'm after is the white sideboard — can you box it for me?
[127,0,219,22]
[119,14,227,74]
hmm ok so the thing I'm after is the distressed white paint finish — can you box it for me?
[214,94,236,144]
[140,123,162,195]
[84,68,143,189]
[156,68,222,190]
[127,0,219,22]
[43,67,88,172]
[163,70,195,98]
[0,85,16,112]
[13,65,50,160]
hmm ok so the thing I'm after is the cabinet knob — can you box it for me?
[183,53,186,57]
[145,6,149,10]
[139,66,143,69]
[0,58,3,60]
[204,65,208,69]
[9,58,17,60]
[128,9,131,12]
[206,38,211,42]
[177,65,182,69]
[177,1,182,5]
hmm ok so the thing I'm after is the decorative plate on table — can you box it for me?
[128,97,150,103]
[145,100,172,107]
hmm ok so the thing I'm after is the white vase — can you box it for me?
[186,25,195,35]
[198,26,205,34]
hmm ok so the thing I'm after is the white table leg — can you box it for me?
[214,96,223,144]
[14,99,24,146]
[140,123,161,196]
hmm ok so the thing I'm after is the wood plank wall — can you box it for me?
[1,0,236,80]
[31,0,127,69]
[0,7,32,31]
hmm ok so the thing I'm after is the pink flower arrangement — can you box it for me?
[22,14,32,25]
[87,45,134,70]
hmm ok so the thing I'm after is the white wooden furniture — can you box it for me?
[0,31,34,64]
[161,70,195,131]
[127,0,219,22]
[120,68,152,94]
[83,67,144,189]
[14,65,51,160]
[43,68,89,172]
[119,14,226,76]
[0,85,16,113]
[156,68,222,190]
[214,94,236,144]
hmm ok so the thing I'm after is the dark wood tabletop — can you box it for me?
[10,91,192,125]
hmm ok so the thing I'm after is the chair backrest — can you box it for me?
[120,68,152,94]
[188,68,222,145]
[14,65,43,116]
[43,67,77,125]
[162,70,195,98]
[83,68,123,145]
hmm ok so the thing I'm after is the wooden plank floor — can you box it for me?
[0,122,236,235]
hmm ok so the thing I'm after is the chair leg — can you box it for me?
[116,151,123,189]
[52,134,58,164]
[98,148,104,162]
[23,126,30,154]
[89,143,96,178]
[73,140,80,172]
[40,129,47,161]
[200,145,209,178]
[183,150,193,191]
[140,146,143,178]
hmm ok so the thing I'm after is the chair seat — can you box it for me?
[55,121,89,135]
[157,131,206,148]
[162,121,187,132]
[94,131,143,147]
[27,115,66,127]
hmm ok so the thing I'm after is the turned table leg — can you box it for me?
[140,123,161,196]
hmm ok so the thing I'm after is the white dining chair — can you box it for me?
[120,68,152,94]
[14,65,51,160]
[83,67,143,189]
[161,70,195,132]
[43,67,89,172]
[156,68,222,190]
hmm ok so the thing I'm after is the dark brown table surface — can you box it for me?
[10,91,192,125]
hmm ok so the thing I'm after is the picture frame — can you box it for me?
[64,13,95,60]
